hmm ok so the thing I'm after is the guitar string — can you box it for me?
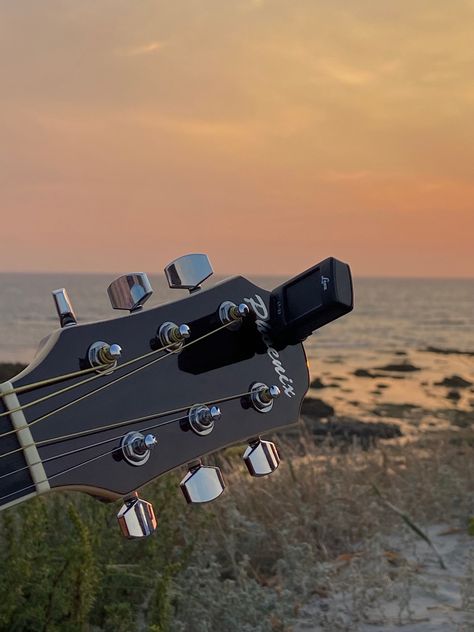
[0,386,254,463]
[0,412,188,483]
[0,387,256,504]
[0,320,235,444]
[0,338,184,419]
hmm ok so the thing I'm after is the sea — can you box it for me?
[0,274,472,364]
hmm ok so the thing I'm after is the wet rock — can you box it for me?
[372,402,420,419]
[354,368,373,377]
[447,390,461,401]
[375,362,421,372]
[354,368,405,379]
[301,397,335,418]
[423,346,474,357]
[303,415,402,449]
[435,375,472,388]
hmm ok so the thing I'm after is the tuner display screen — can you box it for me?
[284,271,322,321]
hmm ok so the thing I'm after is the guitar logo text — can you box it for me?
[243,294,296,398]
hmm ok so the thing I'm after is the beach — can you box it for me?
[0,274,472,630]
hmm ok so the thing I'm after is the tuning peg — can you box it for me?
[52,288,77,327]
[164,254,213,292]
[243,439,280,477]
[117,492,157,538]
[107,273,153,312]
[180,462,225,503]
[250,383,281,413]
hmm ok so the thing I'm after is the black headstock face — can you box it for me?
[12,276,309,501]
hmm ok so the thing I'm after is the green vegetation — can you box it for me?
[0,428,472,631]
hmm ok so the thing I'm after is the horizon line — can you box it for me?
[0,270,473,281]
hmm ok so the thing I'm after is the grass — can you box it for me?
[0,413,472,630]
[169,428,474,631]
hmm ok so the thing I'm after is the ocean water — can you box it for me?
[0,274,472,364]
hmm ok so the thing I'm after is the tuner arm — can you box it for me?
[269,257,353,346]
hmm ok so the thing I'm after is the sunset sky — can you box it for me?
[0,0,473,277]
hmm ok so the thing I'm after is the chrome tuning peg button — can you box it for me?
[164,254,213,292]
[117,492,157,539]
[52,288,77,327]
[180,462,225,504]
[107,273,153,312]
[243,439,280,477]
[250,383,281,413]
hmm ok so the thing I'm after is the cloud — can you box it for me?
[118,41,166,57]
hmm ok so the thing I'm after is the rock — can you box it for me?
[435,375,472,388]
[423,346,474,357]
[375,362,421,372]
[354,368,406,379]
[372,403,420,419]
[376,383,389,389]
[301,397,335,418]
[303,415,402,449]
[354,368,373,377]
[447,390,461,401]
[309,377,326,389]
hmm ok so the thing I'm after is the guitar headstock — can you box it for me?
[0,254,353,538]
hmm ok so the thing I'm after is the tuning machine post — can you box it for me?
[243,439,280,477]
[188,404,221,436]
[180,462,225,504]
[117,492,157,539]
[107,273,153,312]
[249,383,281,413]
[158,321,191,352]
[88,341,122,372]
[164,254,213,293]
[218,301,250,329]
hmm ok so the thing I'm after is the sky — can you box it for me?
[0,0,473,278]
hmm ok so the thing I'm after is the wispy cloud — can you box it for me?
[117,41,166,57]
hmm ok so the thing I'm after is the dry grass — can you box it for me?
[170,429,474,631]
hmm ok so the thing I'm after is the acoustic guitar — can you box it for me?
[0,254,353,538]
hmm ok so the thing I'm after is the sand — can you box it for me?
[291,346,474,631]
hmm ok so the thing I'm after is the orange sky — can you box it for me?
[0,1,473,277]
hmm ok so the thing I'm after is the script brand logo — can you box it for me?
[243,294,296,398]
